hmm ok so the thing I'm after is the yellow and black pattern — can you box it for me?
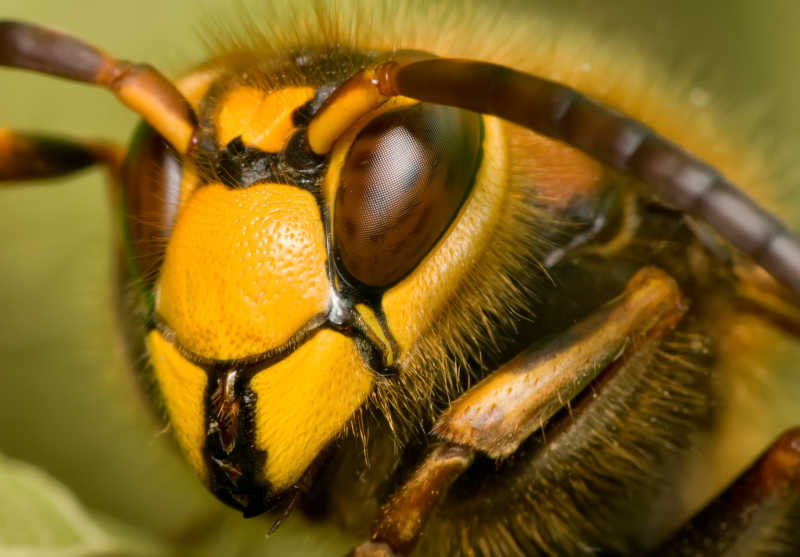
[135,45,497,513]
[104,5,800,549]
[3,3,800,556]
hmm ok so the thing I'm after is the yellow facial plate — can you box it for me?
[146,330,208,481]
[250,329,374,490]
[216,86,315,152]
[157,183,329,360]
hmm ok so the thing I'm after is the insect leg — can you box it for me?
[352,444,474,557]
[434,266,686,458]
[0,20,196,153]
[655,427,800,556]
[352,266,688,556]
[0,129,122,182]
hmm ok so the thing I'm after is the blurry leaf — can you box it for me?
[0,454,166,557]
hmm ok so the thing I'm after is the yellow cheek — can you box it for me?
[381,116,509,352]
[157,183,329,360]
[146,330,208,481]
[249,330,374,491]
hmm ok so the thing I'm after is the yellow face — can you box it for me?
[122,42,615,512]
[123,55,504,511]
[141,74,379,508]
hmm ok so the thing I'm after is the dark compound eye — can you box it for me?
[334,103,482,287]
[121,123,183,283]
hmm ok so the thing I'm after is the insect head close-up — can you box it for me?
[1,1,800,556]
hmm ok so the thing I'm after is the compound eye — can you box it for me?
[334,103,482,287]
[121,123,183,283]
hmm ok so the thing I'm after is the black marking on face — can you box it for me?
[204,367,272,516]
[212,137,281,188]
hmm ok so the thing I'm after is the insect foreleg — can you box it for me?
[352,266,688,556]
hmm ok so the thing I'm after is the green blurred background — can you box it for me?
[1,1,799,555]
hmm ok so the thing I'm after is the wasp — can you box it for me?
[2,2,800,556]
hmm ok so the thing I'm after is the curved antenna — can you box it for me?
[0,20,197,154]
[369,57,800,297]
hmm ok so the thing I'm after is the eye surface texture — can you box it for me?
[334,103,482,287]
